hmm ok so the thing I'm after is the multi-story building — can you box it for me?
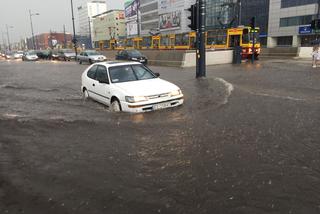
[92,10,126,48]
[77,0,107,39]
[268,0,318,47]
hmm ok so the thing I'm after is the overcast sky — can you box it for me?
[0,0,125,43]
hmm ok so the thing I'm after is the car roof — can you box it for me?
[94,61,142,68]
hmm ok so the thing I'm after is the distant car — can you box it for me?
[5,52,14,59]
[115,50,148,64]
[57,49,76,61]
[13,51,24,59]
[22,51,39,61]
[81,61,184,113]
[36,50,51,60]
[78,50,106,64]
[50,50,59,60]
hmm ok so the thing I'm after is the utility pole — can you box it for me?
[238,0,242,26]
[70,0,78,57]
[137,7,141,37]
[197,0,206,78]
[2,31,7,50]
[63,25,67,48]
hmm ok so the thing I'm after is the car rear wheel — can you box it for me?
[89,59,93,64]
[79,60,82,64]
[110,99,121,112]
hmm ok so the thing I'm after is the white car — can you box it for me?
[81,62,184,113]
[78,50,107,64]
[22,51,39,61]
[13,51,24,59]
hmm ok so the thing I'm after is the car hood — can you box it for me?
[114,78,180,96]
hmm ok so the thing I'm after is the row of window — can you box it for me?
[281,0,317,8]
[280,15,313,27]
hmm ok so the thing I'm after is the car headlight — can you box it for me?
[170,89,182,97]
[125,96,148,103]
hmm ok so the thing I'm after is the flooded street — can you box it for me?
[1,59,320,214]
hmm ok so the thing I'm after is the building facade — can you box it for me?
[77,0,107,37]
[27,32,73,50]
[268,0,318,47]
[92,10,126,47]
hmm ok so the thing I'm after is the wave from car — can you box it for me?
[81,61,183,113]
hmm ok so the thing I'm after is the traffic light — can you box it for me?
[249,16,256,29]
[188,4,198,31]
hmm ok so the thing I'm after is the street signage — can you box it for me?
[299,25,311,34]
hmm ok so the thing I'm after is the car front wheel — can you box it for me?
[82,89,89,100]
[110,99,121,112]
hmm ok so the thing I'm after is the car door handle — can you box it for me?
[93,84,95,87]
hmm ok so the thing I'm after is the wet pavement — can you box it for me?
[0,58,320,214]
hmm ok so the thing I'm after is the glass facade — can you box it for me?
[206,0,237,29]
[281,0,317,8]
[206,0,269,46]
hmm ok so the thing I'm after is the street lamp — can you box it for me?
[70,0,78,57]
[6,24,13,51]
[29,9,40,50]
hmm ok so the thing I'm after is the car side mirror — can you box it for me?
[155,72,160,77]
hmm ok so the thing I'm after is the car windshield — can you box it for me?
[128,50,142,57]
[109,65,156,83]
[86,51,100,56]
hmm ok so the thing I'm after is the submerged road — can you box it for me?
[0,58,320,214]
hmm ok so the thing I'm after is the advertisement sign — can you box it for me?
[125,0,140,19]
[127,21,138,36]
[159,10,181,31]
[299,25,312,34]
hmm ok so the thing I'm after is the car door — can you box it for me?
[86,65,99,100]
[94,65,111,105]
[84,52,89,62]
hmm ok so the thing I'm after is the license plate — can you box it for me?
[140,59,145,62]
[153,102,171,110]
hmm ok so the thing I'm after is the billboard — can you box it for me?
[127,21,138,36]
[125,0,140,19]
[159,10,181,31]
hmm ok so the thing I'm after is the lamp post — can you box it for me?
[29,10,40,50]
[6,24,13,51]
[70,0,78,57]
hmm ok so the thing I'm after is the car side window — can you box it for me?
[96,65,109,84]
[87,65,98,79]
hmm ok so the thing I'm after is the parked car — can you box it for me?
[22,51,39,61]
[13,51,24,59]
[78,50,106,64]
[115,49,148,64]
[81,61,184,113]
[57,49,76,61]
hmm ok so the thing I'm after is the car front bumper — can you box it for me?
[121,96,184,113]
